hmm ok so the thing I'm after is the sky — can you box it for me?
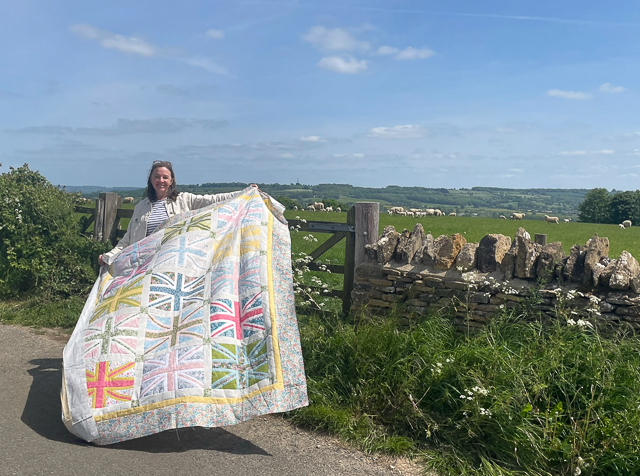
[2,1,640,190]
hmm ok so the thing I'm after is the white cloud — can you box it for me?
[352,153,365,157]
[299,135,325,142]
[396,46,434,60]
[183,57,228,75]
[377,45,399,55]
[70,23,227,74]
[368,124,426,138]
[280,153,294,159]
[547,89,592,100]
[206,29,224,39]
[377,45,434,60]
[559,149,615,156]
[70,24,158,56]
[333,153,347,158]
[303,26,370,52]
[318,56,367,74]
[599,82,625,93]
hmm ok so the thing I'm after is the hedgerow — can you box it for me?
[0,164,109,299]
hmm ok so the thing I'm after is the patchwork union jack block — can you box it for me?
[62,187,307,444]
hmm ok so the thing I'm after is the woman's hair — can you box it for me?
[145,161,179,201]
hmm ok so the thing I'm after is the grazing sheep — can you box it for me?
[123,196,134,203]
[424,208,435,216]
[563,218,570,223]
[544,215,560,224]
[313,202,325,211]
[619,223,626,229]
[510,213,525,220]
[387,210,393,215]
[293,205,298,211]
[306,205,315,211]
[448,212,456,216]
[325,206,334,212]
[433,209,443,217]
[388,206,404,215]
[397,211,408,216]
[336,207,341,212]
[406,211,415,217]
[623,220,632,228]
[499,215,507,220]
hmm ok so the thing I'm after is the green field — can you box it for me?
[286,211,640,263]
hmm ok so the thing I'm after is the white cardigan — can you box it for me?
[102,190,242,264]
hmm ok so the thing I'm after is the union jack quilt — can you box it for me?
[62,187,307,444]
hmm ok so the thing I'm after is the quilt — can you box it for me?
[61,187,308,445]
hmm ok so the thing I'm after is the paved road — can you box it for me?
[0,324,418,476]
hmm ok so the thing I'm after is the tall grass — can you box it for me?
[292,307,640,475]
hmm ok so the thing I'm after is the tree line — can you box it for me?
[578,188,640,224]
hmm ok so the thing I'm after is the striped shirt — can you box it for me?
[146,199,169,236]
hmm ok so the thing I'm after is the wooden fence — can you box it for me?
[76,193,379,314]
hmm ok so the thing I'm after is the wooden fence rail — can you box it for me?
[75,194,379,314]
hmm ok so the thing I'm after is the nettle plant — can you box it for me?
[0,164,109,299]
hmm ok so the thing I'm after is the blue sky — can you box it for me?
[2,1,640,189]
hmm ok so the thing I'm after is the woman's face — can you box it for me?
[151,166,173,199]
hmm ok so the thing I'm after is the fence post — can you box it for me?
[93,197,104,242]
[534,234,547,247]
[97,192,122,244]
[343,202,379,316]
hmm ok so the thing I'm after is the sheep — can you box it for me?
[325,206,334,213]
[544,215,560,224]
[387,210,393,215]
[306,205,315,211]
[123,196,134,203]
[336,207,341,212]
[313,202,325,211]
[448,212,456,216]
[293,205,298,211]
[623,220,632,228]
[388,206,404,214]
[406,211,415,217]
[510,213,525,220]
[397,211,408,216]
[424,209,435,216]
[433,209,443,216]
[619,223,626,229]
[499,215,507,220]
[563,218,570,223]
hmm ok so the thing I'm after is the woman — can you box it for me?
[99,161,246,265]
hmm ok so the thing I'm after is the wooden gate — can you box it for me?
[76,195,379,314]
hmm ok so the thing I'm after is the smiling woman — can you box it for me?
[98,161,247,266]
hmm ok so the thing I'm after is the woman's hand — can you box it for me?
[98,254,107,266]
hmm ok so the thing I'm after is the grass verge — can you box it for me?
[0,296,85,330]
[291,309,640,476]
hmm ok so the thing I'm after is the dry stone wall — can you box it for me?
[352,224,640,332]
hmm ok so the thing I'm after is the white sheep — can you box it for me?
[336,207,341,212]
[325,206,334,212]
[544,215,560,224]
[433,209,443,216]
[499,215,506,220]
[619,223,626,229]
[313,202,325,211]
[293,205,298,211]
[510,213,525,220]
[623,220,632,228]
[123,196,134,203]
[448,212,456,216]
[306,205,315,211]
[563,218,570,223]
[406,211,415,217]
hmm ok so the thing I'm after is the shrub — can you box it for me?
[0,164,109,299]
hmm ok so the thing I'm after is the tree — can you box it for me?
[577,188,612,223]
[610,191,640,225]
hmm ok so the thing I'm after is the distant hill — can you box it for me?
[64,185,140,194]
[70,182,588,218]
